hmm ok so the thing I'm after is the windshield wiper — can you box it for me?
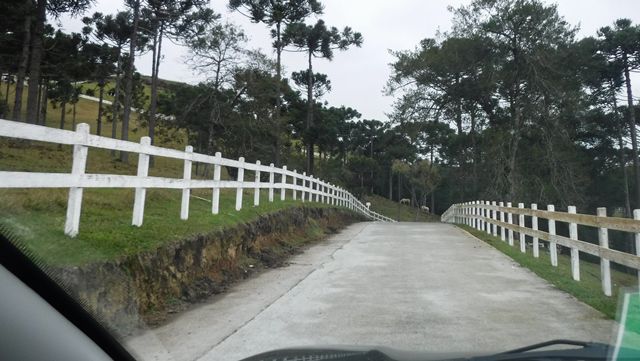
[241,340,640,361]
[469,339,611,360]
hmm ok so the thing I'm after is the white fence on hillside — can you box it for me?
[0,119,394,237]
[441,200,640,296]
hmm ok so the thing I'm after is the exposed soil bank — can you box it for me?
[53,206,361,334]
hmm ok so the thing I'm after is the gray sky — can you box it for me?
[59,0,640,122]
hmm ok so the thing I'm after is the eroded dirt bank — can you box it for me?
[53,206,361,333]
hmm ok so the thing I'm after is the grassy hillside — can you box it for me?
[363,194,439,222]
[0,81,339,267]
[82,75,178,106]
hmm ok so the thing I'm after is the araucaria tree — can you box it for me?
[283,19,362,174]
[228,0,323,166]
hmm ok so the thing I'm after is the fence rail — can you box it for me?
[0,119,394,237]
[441,200,640,297]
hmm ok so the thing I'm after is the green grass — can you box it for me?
[364,194,439,222]
[81,80,155,107]
[457,224,638,319]
[1,187,333,266]
[0,80,344,267]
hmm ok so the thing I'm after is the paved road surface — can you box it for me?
[128,222,615,361]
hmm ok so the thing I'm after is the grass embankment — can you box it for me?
[457,224,637,319]
[1,138,336,266]
[0,82,340,267]
[364,194,439,222]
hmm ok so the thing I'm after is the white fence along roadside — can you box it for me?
[441,200,640,297]
[0,119,395,237]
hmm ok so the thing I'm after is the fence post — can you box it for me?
[308,175,314,202]
[491,201,497,236]
[301,172,307,202]
[315,180,320,202]
[499,202,505,241]
[484,201,491,235]
[330,185,335,205]
[212,152,222,214]
[463,202,468,226]
[280,166,287,201]
[268,163,275,202]
[484,201,489,234]
[462,203,466,226]
[507,202,514,246]
[531,204,539,257]
[292,170,297,201]
[479,201,484,231]
[597,207,612,296]
[254,160,261,206]
[132,136,151,226]
[476,201,482,231]
[180,145,193,220]
[64,123,90,237]
[518,203,526,253]
[568,205,580,281]
[480,201,485,231]
[462,203,466,225]
[471,201,477,230]
[548,204,558,266]
[235,157,245,211]
[635,210,640,290]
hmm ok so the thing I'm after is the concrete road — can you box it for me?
[127,222,616,361]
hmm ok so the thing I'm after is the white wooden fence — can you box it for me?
[0,119,394,237]
[441,200,640,297]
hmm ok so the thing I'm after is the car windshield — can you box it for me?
[2,0,640,360]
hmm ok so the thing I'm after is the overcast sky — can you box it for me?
[59,0,640,122]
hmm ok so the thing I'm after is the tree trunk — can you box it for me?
[72,100,77,129]
[612,89,631,217]
[25,0,46,124]
[370,139,374,194]
[4,74,10,107]
[39,79,48,125]
[148,22,163,167]
[120,0,140,163]
[13,12,31,122]
[507,97,523,200]
[59,102,66,129]
[455,74,463,134]
[410,185,416,207]
[97,83,105,135]
[623,54,640,208]
[35,78,42,124]
[431,190,435,215]
[111,49,122,156]
[388,166,393,200]
[273,22,283,166]
[470,112,478,196]
[306,51,314,174]
[619,133,632,217]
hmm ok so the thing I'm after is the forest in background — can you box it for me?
[1,0,640,216]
